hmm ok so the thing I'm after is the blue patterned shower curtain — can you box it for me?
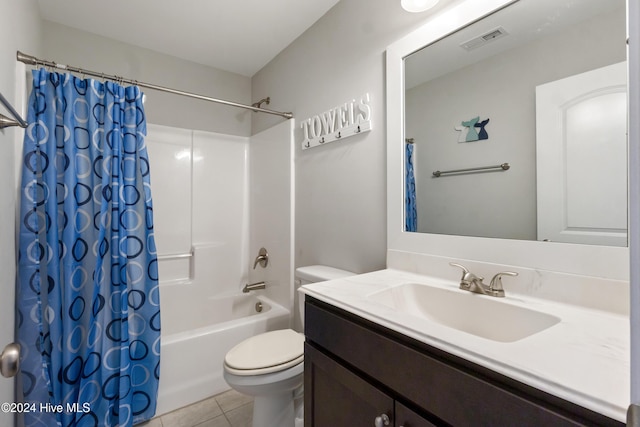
[16,69,160,427]
[405,142,417,232]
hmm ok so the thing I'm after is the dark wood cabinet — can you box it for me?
[396,402,438,427]
[305,342,436,427]
[304,297,623,427]
[305,342,394,426]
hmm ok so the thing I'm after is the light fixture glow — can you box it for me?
[401,0,440,13]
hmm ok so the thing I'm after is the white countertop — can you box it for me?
[300,268,630,422]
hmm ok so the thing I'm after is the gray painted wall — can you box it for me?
[41,21,252,136]
[252,0,466,273]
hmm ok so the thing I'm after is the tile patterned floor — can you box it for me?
[139,389,253,427]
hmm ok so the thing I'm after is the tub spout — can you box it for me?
[243,281,266,293]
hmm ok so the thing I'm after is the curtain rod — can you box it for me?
[16,51,294,120]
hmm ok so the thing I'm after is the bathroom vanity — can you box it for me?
[300,268,628,426]
[304,298,620,426]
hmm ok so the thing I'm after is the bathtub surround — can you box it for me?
[145,121,294,416]
[145,126,249,285]
[146,120,293,307]
[247,120,295,316]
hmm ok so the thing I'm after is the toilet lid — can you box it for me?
[225,329,304,371]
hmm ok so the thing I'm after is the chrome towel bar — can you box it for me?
[432,162,510,177]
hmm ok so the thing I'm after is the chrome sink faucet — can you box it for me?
[450,262,518,298]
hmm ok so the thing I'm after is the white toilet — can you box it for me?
[223,265,354,427]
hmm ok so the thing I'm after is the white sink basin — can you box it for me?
[368,283,560,342]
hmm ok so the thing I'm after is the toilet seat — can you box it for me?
[224,329,304,376]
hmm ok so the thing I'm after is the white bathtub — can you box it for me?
[155,293,291,416]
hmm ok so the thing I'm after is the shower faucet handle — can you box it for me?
[253,247,269,269]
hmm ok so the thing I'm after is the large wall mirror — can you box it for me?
[405,0,626,245]
[386,0,629,279]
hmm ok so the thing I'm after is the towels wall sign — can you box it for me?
[301,93,372,150]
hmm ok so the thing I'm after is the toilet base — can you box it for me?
[223,362,304,427]
[253,390,296,427]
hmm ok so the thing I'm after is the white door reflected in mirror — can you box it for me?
[536,62,627,246]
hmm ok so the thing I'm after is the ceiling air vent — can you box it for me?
[460,26,508,51]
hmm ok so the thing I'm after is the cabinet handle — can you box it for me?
[374,413,390,427]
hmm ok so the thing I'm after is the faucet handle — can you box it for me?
[449,262,469,277]
[489,271,518,296]
[253,247,269,269]
[449,262,483,283]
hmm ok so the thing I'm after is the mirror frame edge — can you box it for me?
[386,0,629,281]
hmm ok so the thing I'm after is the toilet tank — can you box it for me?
[295,265,355,331]
[295,265,355,285]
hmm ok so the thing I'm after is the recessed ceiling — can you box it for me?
[36,0,341,77]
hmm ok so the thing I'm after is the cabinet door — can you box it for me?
[305,343,394,427]
[395,402,438,427]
